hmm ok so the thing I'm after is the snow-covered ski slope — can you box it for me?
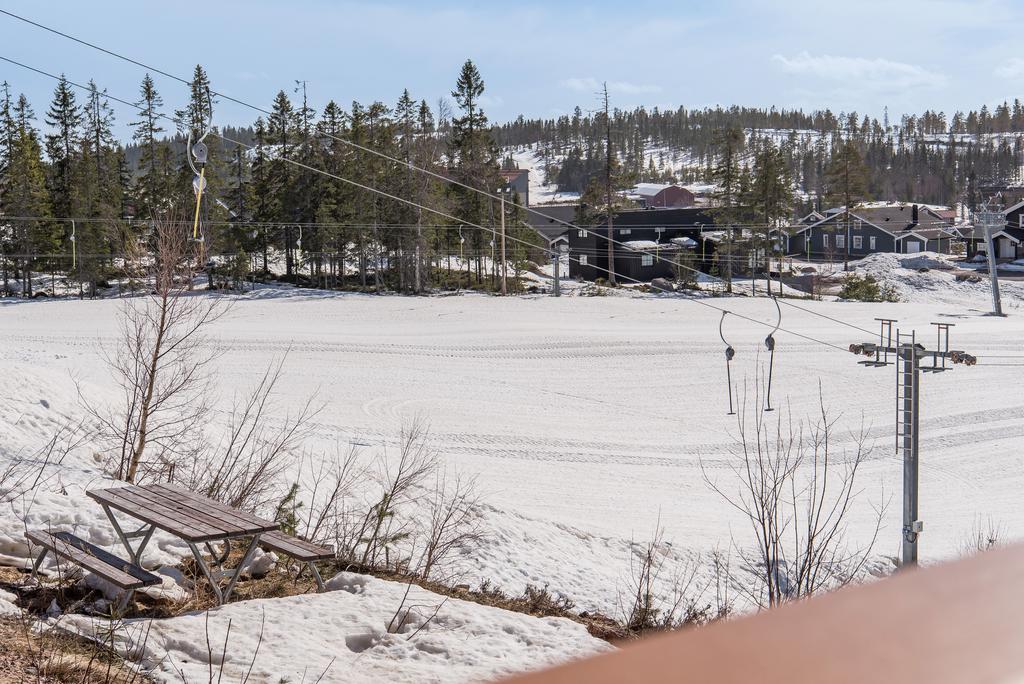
[2,280,1023,617]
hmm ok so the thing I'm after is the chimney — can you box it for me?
[912,204,919,224]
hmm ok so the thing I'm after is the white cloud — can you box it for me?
[995,58,1024,80]
[771,52,946,91]
[561,77,663,95]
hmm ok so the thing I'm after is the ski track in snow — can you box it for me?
[2,281,1024,619]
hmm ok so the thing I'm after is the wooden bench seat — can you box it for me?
[26,530,161,613]
[260,531,333,591]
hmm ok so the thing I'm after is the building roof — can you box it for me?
[797,204,953,238]
[608,207,716,228]
[631,183,681,198]
[526,203,579,241]
[621,239,687,252]
[995,226,1024,243]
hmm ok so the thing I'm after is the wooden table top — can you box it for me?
[87,483,279,543]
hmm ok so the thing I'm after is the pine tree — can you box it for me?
[7,95,55,296]
[175,65,223,221]
[749,144,793,295]
[450,60,487,166]
[130,74,168,216]
[825,139,869,270]
[44,75,81,218]
[175,65,214,140]
[267,90,298,275]
[249,117,278,273]
[450,60,500,286]
[710,126,744,292]
[0,82,16,217]
[72,81,122,294]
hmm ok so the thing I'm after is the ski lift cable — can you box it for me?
[0,54,861,358]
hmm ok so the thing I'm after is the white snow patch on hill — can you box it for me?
[849,252,1024,305]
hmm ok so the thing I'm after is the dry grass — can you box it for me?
[0,617,149,683]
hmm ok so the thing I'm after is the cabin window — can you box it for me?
[579,255,588,266]
[641,254,654,267]
[620,228,632,235]
[853,236,863,249]
[822,234,829,248]
[577,229,587,238]
[836,234,846,248]
[869,236,876,249]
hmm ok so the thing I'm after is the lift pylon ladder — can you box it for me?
[849,324,976,568]
[894,330,921,565]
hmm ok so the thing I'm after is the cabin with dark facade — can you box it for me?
[787,204,956,259]
[964,200,1024,260]
[567,208,717,282]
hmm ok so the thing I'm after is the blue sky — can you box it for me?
[3,0,1024,138]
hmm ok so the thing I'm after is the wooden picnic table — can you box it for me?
[86,483,279,604]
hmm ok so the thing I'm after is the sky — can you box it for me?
[3,0,1024,139]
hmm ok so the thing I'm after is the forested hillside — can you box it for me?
[3,54,1024,298]
[495,103,1024,209]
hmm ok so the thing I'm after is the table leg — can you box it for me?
[188,542,224,605]
[221,534,262,604]
[309,562,326,592]
[102,505,154,565]
[30,549,47,578]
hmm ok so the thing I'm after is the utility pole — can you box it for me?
[850,322,976,567]
[977,199,1004,316]
[551,247,561,297]
[602,82,616,285]
[497,185,510,296]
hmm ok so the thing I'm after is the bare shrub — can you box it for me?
[176,356,322,513]
[702,386,885,608]
[959,516,1002,556]
[0,422,83,505]
[86,221,227,483]
[341,421,437,571]
[386,580,447,641]
[619,524,717,635]
[297,447,364,544]
[417,469,486,582]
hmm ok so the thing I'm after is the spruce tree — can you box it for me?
[7,95,55,296]
[749,144,793,295]
[130,74,168,216]
[44,75,81,219]
[174,65,224,218]
[450,60,499,285]
[710,126,745,292]
[825,139,869,270]
[0,82,16,216]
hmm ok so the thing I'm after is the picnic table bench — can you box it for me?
[260,530,333,591]
[26,530,161,613]
[86,483,280,605]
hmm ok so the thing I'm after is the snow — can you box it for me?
[848,252,1024,305]
[3,282,1024,678]
[61,572,607,683]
